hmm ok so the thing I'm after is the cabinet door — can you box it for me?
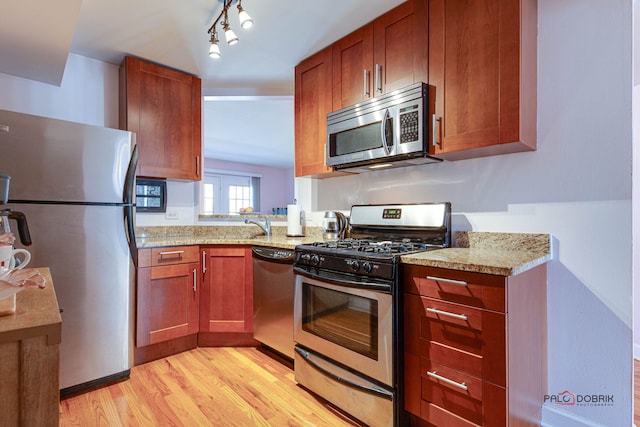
[136,262,200,347]
[200,246,253,333]
[294,47,334,177]
[332,25,374,110]
[120,56,202,180]
[372,0,428,95]
[429,0,536,158]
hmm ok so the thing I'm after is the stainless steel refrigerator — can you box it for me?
[0,109,138,396]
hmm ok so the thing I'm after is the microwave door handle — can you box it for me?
[381,109,391,156]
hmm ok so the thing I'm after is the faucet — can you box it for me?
[244,217,271,237]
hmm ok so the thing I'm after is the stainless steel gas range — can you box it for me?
[293,203,451,427]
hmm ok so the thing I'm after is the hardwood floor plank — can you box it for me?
[60,347,362,427]
[635,359,639,426]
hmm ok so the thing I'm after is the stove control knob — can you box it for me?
[363,261,373,273]
[310,254,321,266]
[300,254,311,263]
[348,260,360,271]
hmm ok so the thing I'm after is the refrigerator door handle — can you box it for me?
[123,145,139,266]
[123,145,138,205]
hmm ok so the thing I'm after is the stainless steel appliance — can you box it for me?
[293,202,451,427]
[0,109,138,396]
[321,211,348,240]
[252,246,295,359]
[326,82,442,172]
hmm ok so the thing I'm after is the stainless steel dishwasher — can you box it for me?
[252,246,295,359]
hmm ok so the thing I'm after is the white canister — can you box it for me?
[286,204,304,236]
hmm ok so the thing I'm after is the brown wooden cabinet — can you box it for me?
[294,47,335,177]
[332,25,373,109]
[332,0,428,110]
[119,56,202,180]
[402,264,546,426]
[428,0,537,160]
[199,246,256,346]
[136,246,200,348]
[0,269,60,427]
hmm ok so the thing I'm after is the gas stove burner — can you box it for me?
[311,238,436,255]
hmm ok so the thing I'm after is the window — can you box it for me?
[201,172,260,214]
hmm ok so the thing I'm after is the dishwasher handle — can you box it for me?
[251,246,295,264]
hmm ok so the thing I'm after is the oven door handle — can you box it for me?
[295,347,393,400]
[293,266,392,293]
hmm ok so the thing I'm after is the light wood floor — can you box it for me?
[59,347,363,427]
[633,359,640,426]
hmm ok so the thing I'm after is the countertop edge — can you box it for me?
[400,251,553,276]
[0,267,62,345]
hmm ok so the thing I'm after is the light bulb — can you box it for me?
[225,27,238,45]
[238,8,253,30]
[209,43,221,59]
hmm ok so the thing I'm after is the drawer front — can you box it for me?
[413,294,506,387]
[420,360,506,426]
[139,246,200,267]
[403,265,506,312]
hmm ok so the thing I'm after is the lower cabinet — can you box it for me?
[136,246,200,348]
[135,245,256,363]
[402,264,546,426]
[199,246,256,346]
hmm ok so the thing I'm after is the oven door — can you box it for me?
[293,272,393,386]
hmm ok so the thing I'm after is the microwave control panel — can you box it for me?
[399,104,420,144]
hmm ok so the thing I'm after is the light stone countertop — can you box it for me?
[0,268,62,345]
[401,232,552,276]
[135,227,552,277]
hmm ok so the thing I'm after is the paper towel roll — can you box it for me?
[287,204,304,236]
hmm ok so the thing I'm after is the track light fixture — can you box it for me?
[207,0,253,59]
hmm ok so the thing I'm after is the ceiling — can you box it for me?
[1,0,406,168]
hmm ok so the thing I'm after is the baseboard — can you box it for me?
[541,403,609,427]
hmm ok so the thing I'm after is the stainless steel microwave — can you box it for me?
[326,82,441,171]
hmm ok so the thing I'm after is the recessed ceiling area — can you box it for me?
[203,96,294,168]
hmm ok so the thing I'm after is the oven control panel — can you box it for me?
[295,251,395,281]
[382,208,402,219]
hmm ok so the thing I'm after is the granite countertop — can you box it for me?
[0,267,62,345]
[401,232,552,276]
[136,226,552,276]
[136,225,322,249]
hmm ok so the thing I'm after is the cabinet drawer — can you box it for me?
[420,360,506,426]
[403,265,506,312]
[138,245,200,267]
[411,294,506,386]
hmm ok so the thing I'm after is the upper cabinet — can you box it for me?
[332,0,429,110]
[429,0,537,159]
[294,0,537,177]
[119,56,202,180]
[294,47,335,177]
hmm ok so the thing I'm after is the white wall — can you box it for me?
[302,1,634,425]
[0,2,633,424]
[0,53,119,127]
[633,0,640,365]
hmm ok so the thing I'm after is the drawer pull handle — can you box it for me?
[426,307,468,321]
[426,276,468,286]
[427,371,468,391]
[159,250,184,257]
